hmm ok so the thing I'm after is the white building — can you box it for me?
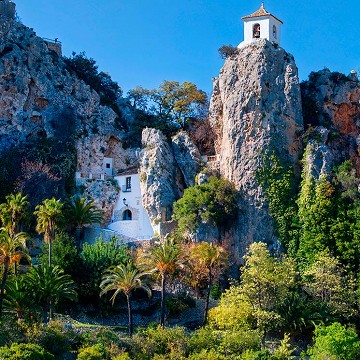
[239,3,283,48]
[107,170,154,240]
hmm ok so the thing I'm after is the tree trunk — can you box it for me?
[160,273,166,326]
[0,262,9,317]
[204,268,212,325]
[42,306,48,325]
[49,300,53,321]
[48,238,52,267]
[74,227,82,249]
[126,293,133,337]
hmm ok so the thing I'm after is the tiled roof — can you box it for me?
[241,3,283,24]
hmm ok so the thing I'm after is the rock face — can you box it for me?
[139,128,184,227]
[301,69,360,179]
[139,128,201,227]
[209,40,303,256]
[172,131,201,187]
[0,15,136,216]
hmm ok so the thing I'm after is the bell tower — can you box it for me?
[239,3,283,47]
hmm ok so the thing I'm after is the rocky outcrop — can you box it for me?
[172,131,201,187]
[301,69,360,178]
[209,39,303,255]
[0,15,137,214]
[139,128,184,227]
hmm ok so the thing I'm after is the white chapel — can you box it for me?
[239,3,283,48]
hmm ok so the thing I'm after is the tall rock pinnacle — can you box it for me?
[209,39,303,256]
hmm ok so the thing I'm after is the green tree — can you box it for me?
[257,152,299,253]
[0,343,54,360]
[0,229,29,316]
[307,322,360,360]
[209,242,297,345]
[65,196,104,244]
[100,261,151,336]
[0,193,29,237]
[64,52,122,106]
[37,232,80,276]
[173,176,238,239]
[240,243,297,339]
[139,237,185,326]
[303,250,357,321]
[187,242,228,324]
[25,265,77,324]
[4,277,34,320]
[79,236,130,300]
[34,198,64,266]
[128,80,207,129]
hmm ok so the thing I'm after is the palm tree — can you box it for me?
[0,229,30,316]
[34,198,64,266]
[0,193,29,236]
[4,277,34,320]
[100,261,151,336]
[188,242,228,324]
[25,265,77,324]
[139,237,185,326]
[65,196,104,245]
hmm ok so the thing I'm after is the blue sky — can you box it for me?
[15,0,360,95]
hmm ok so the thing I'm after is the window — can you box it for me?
[105,163,111,169]
[122,209,132,221]
[253,23,261,38]
[273,25,277,39]
[126,177,131,190]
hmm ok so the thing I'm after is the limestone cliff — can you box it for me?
[139,129,183,227]
[301,69,360,178]
[139,128,201,228]
[209,40,303,256]
[0,15,135,216]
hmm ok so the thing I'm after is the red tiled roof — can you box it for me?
[241,3,283,24]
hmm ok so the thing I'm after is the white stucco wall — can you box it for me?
[107,173,154,240]
[240,16,282,47]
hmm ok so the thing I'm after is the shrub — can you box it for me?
[0,343,54,360]
[218,45,238,59]
[240,349,272,360]
[166,292,196,316]
[307,322,360,360]
[129,325,189,359]
[188,327,220,354]
[37,321,79,359]
[188,349,226,360]
[218,330,262,357]
[77,344,105,360]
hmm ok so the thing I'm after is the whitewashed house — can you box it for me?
[107,169,154,240]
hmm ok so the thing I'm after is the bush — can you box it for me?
[0,343,54,360]
[240,349,272,360]
[77,344,105,360]
[188,349,225,360]
[188,327,220,354]
[218,45,238,59]
[37,232,80,275]
[37,321,79,359]
[129,325,189,359]
[307,322,360,360]
[218,330,262,357]
[166,292,196,316]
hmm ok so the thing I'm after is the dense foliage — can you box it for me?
[173,176,238,239]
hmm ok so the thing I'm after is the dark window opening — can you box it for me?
[253,23,261,38]
[123,209,132,221]
[126,176,131,190]
[273,25,277,39]
[106,163,111,169]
